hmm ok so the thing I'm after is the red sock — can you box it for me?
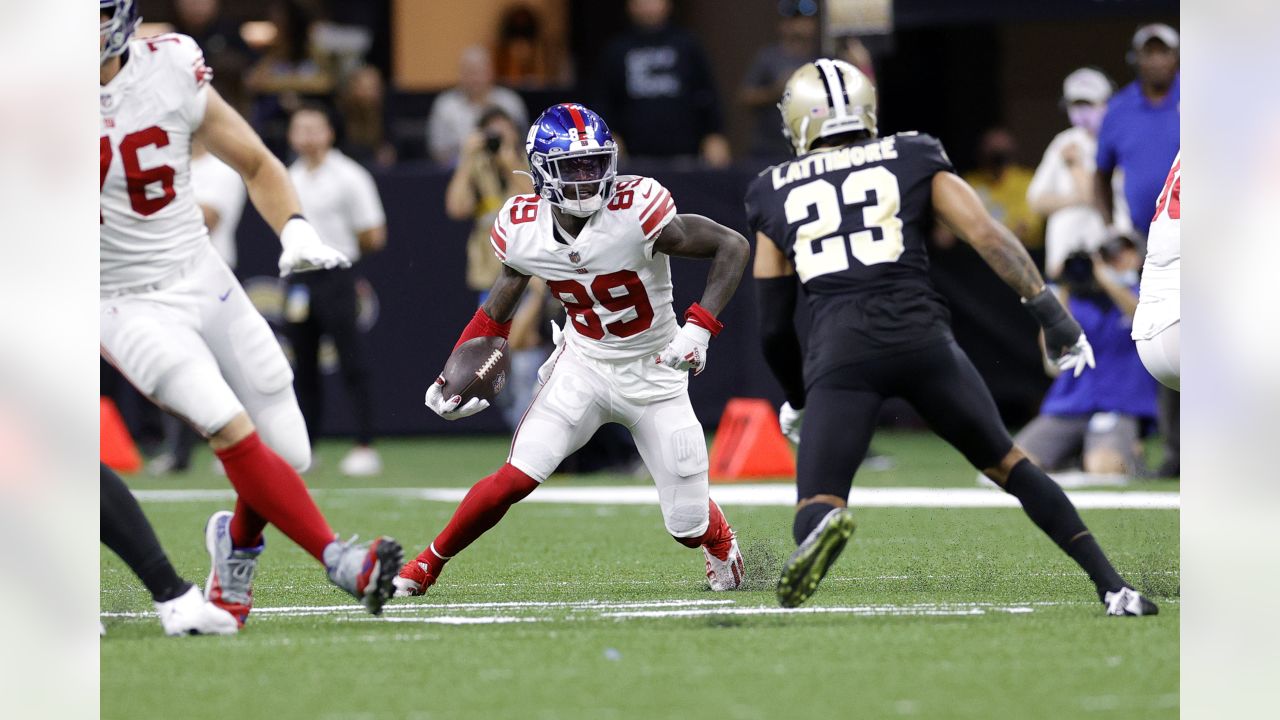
[673,499,734,559]
[433,463,538,558]
[229,497,267,549]
[215,432,334,562]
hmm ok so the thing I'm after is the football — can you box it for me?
[439,336,511,405]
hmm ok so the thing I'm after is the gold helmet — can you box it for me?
[778,58,878,155]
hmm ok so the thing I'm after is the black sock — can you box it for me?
[101,464,191,603]
[1003,459,1125,598]
[793,501,838,545]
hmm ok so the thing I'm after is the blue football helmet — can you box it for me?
[523,103,618,217]
[100,0,140,65]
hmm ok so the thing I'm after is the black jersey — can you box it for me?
[745,132,957,383]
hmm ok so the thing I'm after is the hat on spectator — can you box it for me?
[1063,68,1112,105]
[1132,23,1179,50]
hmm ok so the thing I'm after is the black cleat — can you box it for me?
[1103,587,1159,616]
[776,508,857,608]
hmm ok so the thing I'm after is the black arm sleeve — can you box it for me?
[756,275,806,409]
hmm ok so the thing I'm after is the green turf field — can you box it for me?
[101,431,1179,720]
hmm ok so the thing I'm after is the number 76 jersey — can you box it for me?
[100,33,213,292]
[491,175,680,366]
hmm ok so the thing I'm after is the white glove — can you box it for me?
[424,376,489,420]
[278,217,352,277]
[1056,333,1096,378]
[657,324,711,375]
[536,320,565,386]
[779,402,804,444]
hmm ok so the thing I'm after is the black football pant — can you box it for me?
[101,463,188,603]
[797,340,1013,504]
[286,267,375,445]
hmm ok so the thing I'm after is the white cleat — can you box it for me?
[704,538,745,591]
[156,585,239,636]
[340,446,383,477]
[1103,587,1159,616]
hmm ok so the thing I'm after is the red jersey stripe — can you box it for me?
[642,196,676,236]
[640,188,669,219]
[489,227,507,256]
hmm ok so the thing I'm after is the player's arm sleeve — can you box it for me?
[638,178,678,259]
[917,134,957,176]
[349,166,387,232]
[167,34,213,130]
[756,273,806,408]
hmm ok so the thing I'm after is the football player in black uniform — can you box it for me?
[746,59,1157,616]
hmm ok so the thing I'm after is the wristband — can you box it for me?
[684,303,723,337]
[454,308,512,350]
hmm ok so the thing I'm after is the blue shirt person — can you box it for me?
[1095,24,1180,237]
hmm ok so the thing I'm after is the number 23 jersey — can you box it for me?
[491,176,679,366]
[100,33,212,292]
[744,132,957,379]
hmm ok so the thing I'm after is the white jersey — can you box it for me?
[492,174,680,367]
[100,34,213,292]
[1133,152,1181,340]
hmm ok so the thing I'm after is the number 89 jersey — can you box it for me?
[491,175,680,366]
[100,34,212,292]
[744,132,957,372]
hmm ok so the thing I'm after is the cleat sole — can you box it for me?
[776,510,857,608]
[363,538,405,616]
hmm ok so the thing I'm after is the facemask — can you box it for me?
[1068,105,1106,135]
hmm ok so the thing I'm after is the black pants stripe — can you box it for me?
[286,268,374,445]
[798,341,1014,502]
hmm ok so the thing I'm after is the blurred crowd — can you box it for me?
[121,0,1179,481]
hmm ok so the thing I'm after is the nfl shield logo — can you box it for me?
[569,250,581,264]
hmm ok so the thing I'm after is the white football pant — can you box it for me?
[509,344,710,539]
[1135,320,1180,391]
[100,244,311,470]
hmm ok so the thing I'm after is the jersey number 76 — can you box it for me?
[784,166,905,282]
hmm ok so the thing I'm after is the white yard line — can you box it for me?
[134,484,1179,510]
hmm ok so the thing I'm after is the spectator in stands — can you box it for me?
[427,47,529,166]
[444,107,535,302]
[595,0,731,167]
[964,127,1043,259]
[739,7,820,162]
[1014,233,1157,478]
[338,65,396,169]
[172,0,254,112]
[1095,23,1180,239]
[495,4,552,88]
[286,105,388,477]
[246,0,336,152]
[1094,23,1180,477]
[1028,68,1131,279]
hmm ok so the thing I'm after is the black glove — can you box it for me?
[1022,288,1082,358]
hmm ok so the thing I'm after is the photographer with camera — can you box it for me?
[1013,233,1158,479]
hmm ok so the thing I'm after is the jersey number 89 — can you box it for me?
[784,166,905,283]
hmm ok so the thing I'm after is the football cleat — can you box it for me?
[704,538,745,591]
[156,585,239,636]
[339,446,383,477]
[324,536,404,614]
[1104,587,1160,617]
[776,507,857,608]
[204,510,263,627]
[701,500,744,591]
[392,546,448,597]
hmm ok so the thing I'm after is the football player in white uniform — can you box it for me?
[394,103,750,596]
[1132,152,1180,390]
[98,0,401,626]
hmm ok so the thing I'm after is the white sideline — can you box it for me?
[134,484,1180,509]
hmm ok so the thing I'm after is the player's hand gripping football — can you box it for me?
[425,376,490,420]
[657,324,711,375]
[778,402,804,444]
[278,217,352,277]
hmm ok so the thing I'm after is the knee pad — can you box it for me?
[252,395,312,472]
